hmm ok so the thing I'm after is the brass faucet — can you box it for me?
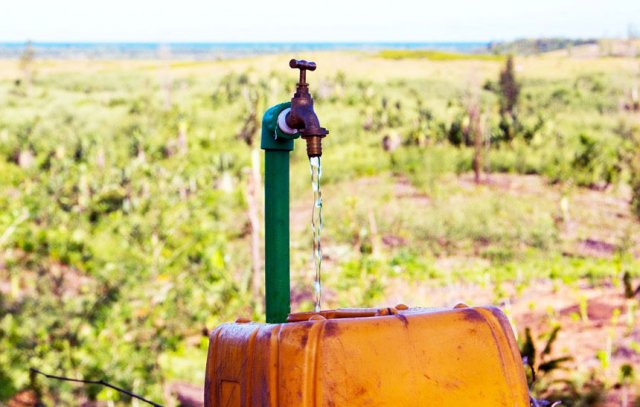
[284,59,329,157]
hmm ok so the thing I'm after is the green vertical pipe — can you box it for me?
[261,102,298,323]
[264,150,290,323]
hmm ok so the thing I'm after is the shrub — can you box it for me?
[499,55,521,118]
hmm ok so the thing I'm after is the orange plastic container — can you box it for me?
[205,305,529,406]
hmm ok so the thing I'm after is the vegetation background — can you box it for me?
[1,39,640,405]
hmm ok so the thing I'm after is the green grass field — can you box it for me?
[1,49,640,405]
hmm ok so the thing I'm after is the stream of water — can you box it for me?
[309,156,323,312]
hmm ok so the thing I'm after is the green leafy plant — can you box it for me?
[520,326,573,386]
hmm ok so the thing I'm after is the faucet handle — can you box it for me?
[289,59,316,71]
[289,59,316,85]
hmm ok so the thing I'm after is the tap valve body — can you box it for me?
[284,59,328,157]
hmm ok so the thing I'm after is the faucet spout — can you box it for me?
[284,59,329,157]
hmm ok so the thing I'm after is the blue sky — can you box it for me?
[0,0,638,42]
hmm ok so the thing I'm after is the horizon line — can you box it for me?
[0,37,612,45]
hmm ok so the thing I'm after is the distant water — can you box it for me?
[0,42,488,60]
